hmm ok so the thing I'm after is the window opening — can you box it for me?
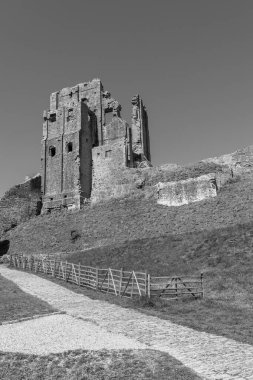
[105,110,113,125]
[66,142,73,153]
[49,113,56,122]
[67,108,74,121]
[105,150,112,158]
[49,146,56,157]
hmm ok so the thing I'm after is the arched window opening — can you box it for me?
[49,146,56,157]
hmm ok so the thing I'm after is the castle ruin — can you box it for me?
[41,79,151,212]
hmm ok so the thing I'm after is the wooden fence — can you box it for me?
[9,253,204,300]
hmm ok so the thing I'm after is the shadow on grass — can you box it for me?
[0,349,202,380]
[0,272,56,323]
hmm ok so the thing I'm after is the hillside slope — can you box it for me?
[5,171,250,257]
[2,160,253,344]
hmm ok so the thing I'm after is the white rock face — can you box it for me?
[156,174,217,207]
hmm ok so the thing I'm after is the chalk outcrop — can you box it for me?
[156,174,218,207]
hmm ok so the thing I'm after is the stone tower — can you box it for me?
[131,94,151,166]
[41,79,151,212]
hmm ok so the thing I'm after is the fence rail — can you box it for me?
[8,253,204,300]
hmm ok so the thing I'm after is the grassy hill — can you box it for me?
[5,170,249,258]
[4,170,253,297]
[2,158,253,344]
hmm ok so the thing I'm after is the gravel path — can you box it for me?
[1,266,253,380]
[0,314,145,355]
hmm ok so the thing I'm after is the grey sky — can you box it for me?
[1,0,253,196]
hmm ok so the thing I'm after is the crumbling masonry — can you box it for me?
[41,79,151,212]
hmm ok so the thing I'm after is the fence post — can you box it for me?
[96,268,99,290]
[53,259,56,277]
[131,273,134,298]
[200,272,204,298]
[147,273,151,298]
[145,270,148,296]
[175,277,178,301]
[119,268,123,296]
[65,261,68,282]
[78,263,81,286]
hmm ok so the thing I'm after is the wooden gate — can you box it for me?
[150,275,203,300]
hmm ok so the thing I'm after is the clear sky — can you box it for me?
[1,0,253,196]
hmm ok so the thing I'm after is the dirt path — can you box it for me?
[1,266,253,380]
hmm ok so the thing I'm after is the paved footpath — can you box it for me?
[1,266,253,380]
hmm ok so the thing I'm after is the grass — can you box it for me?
[0,273,55,322]
[0,349,201,380]
[0,269,201,380]
[2,157,253,379]
[2,164,253,346]
[5,173,253,257]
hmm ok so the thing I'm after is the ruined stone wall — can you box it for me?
[41,100,91,211]
[41,79,149,210]
[156,174,217,207]
[50,79,102,140]
[131,95,151,164]
[0,175,42,236]
[49,79,124,147]
[103,116,127,143]
[91,138,128,202]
